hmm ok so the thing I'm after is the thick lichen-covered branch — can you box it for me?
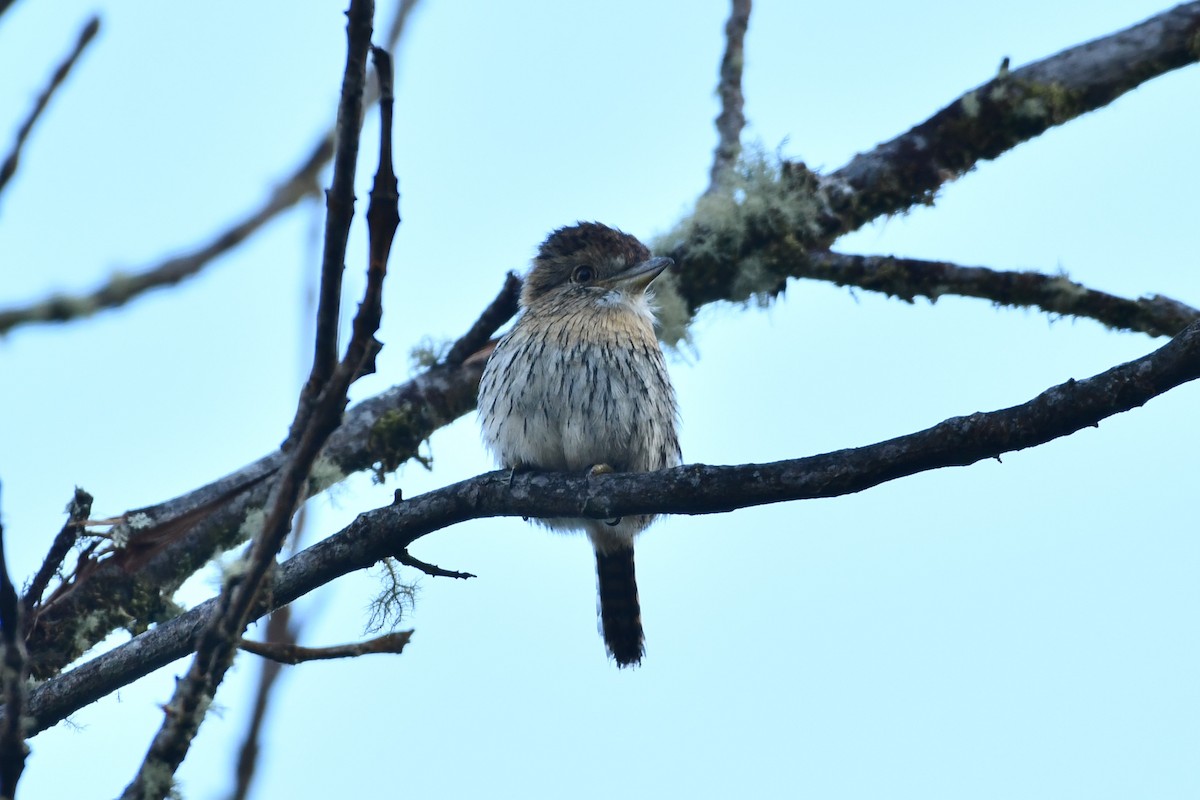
[651,3,1200,335]
[820,3,1200,235]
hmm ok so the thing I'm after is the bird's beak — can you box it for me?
[603,256,673,293]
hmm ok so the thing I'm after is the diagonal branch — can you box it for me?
[443,271,521,366]
[0,16,100,202]
[18,319,1200,738]
[818,2,1200,237]
[0,2,420,337]
[0,139,331,335]
[805,251,1200,337]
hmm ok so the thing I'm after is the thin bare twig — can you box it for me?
[239,630,411,665]
[0,139,332,335]
[817,3,1200,238]
[395,550,476,580]
[18,317,1200,738]
[0,486,29,799]
[706,0,750,195]
[0,16,100,201]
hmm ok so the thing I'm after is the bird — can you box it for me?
[477,222,681,667]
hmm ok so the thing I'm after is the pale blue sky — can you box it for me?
[1,2,1198,798]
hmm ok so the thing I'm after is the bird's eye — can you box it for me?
[571,265,594,283]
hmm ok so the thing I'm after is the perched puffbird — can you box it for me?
[478,222,681,666]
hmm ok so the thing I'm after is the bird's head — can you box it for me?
[521,222,673,308]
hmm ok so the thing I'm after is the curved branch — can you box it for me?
[0,138,331,336]
[21,319,1200,737]
[806,251,1200,337]
[0,2,421,337]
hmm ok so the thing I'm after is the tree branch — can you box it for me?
[706,0,750,195]
[656,4,1200,325]
[0,16,99,202]
[121,3,383,796]
[21,1,1198,687]
[818,3,1200,237]
[0,488,28,800]
[228,607,293,800]
[238,630,411,665]
[443,271,521,366]
[806,251,1200,337]
[394,550,475,580]
[22,487,92,615]
[20,5,428,681]
[0,1,421,338]
[0,138,331,336]
[19,318,1200,738]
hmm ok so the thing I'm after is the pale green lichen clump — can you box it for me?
[237,508,267,542]
[651,148,823,347]
[306,455,346,495]
[647,269,692,349]
[408,336,451,370]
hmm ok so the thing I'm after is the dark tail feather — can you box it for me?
[595,546,645,667]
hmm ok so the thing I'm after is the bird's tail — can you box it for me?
[594,546,645,667]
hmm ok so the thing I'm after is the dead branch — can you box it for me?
[238,630,411,665]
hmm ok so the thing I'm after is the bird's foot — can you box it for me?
[587,464,621,526]
[505,463,533,488]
